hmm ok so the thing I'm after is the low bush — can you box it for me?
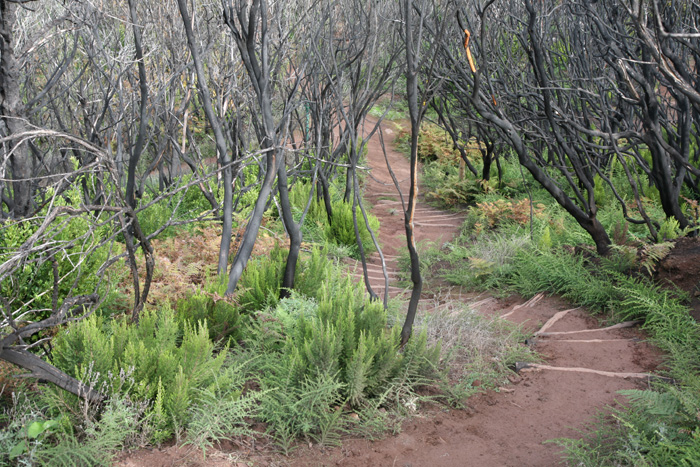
[325,201,380,257]
[137,172,223,238]
[50,307,231,443]
[0,183,111,324]
[414,299,537,405]
[424,162,494,207]
[236,274,442,451]
[397,123,461,163]
[175,282,247,344]
[0,391,150,466]
[235,244,286,312]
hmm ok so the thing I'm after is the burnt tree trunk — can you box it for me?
[0,0,32,217]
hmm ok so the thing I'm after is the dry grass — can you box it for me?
[118,223,284,307]
[414,292,537,388]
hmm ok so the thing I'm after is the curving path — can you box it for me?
[344,119,465,299]
[286,118,663,466]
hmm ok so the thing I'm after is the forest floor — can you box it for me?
[118,118,671,466]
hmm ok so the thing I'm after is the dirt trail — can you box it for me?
[284,118,663,466]
[344,119,465,299]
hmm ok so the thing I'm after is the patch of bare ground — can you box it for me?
[656,236,700,321]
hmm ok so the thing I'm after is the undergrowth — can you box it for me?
[4,242,532,463]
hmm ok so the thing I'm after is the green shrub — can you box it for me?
[175,282,247,343]
[288,181,329,224]
[325,201,380,257]
[294,245,333,299]
[0,390,151,466]
[265,277,439,406]
[50,306,228,442]
[185,363,260,456]
[0,183,110,323]
[239,274,441,450]
[234,163,262,217]
[236,245,286,312]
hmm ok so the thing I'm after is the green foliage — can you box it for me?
[235,163,262,216]
[175,280,247,343]
[325,201,380,258]
[137,172,223,239]
[403,233,532,292]
[237,244,286,312]
[369,100,409,121]
[290,278,439,402]
[593,174,610,207]
[424,162,494,207]
[294,245,333,298]
[288,181,329,225]
[240,274,441,451]
[397,123,460,163]
[658,217,688,242]
[421,152,529,209]
[185,363,261,457]
[261,370,346,454]
[0,182,110,322]
[0,391,148,466]
[50,306,228,442]
[538,225,552,250]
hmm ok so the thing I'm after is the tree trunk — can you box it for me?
[400,0,424,346]
[277,156,302,297]
[226,151,279,294]
[0,1,32,217]
[176,0,235,277]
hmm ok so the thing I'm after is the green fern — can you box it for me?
[186,365,260,457]
[51,307,228,442]
[237,245,286,311]
[639,241,673,276]
[619,389,680,418]
[324,200,380,257]
[344,332,375,406]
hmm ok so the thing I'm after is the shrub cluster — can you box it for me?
[50,307,230,443]
[11,245,443,463]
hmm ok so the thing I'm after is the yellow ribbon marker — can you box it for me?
[463,29,476,74]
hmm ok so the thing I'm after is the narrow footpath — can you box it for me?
[288,118,663,466]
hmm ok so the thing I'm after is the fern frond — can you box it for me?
[619,389,680,418]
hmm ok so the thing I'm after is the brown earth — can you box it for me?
[117,118,669,466]
[656,236,700,321]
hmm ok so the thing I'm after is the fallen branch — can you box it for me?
[536,320,641,337]
[0,348,103,402]
[540,338,639,344]
[500,292,545,319]
[534,307,579,335]
[514,362,672,383]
